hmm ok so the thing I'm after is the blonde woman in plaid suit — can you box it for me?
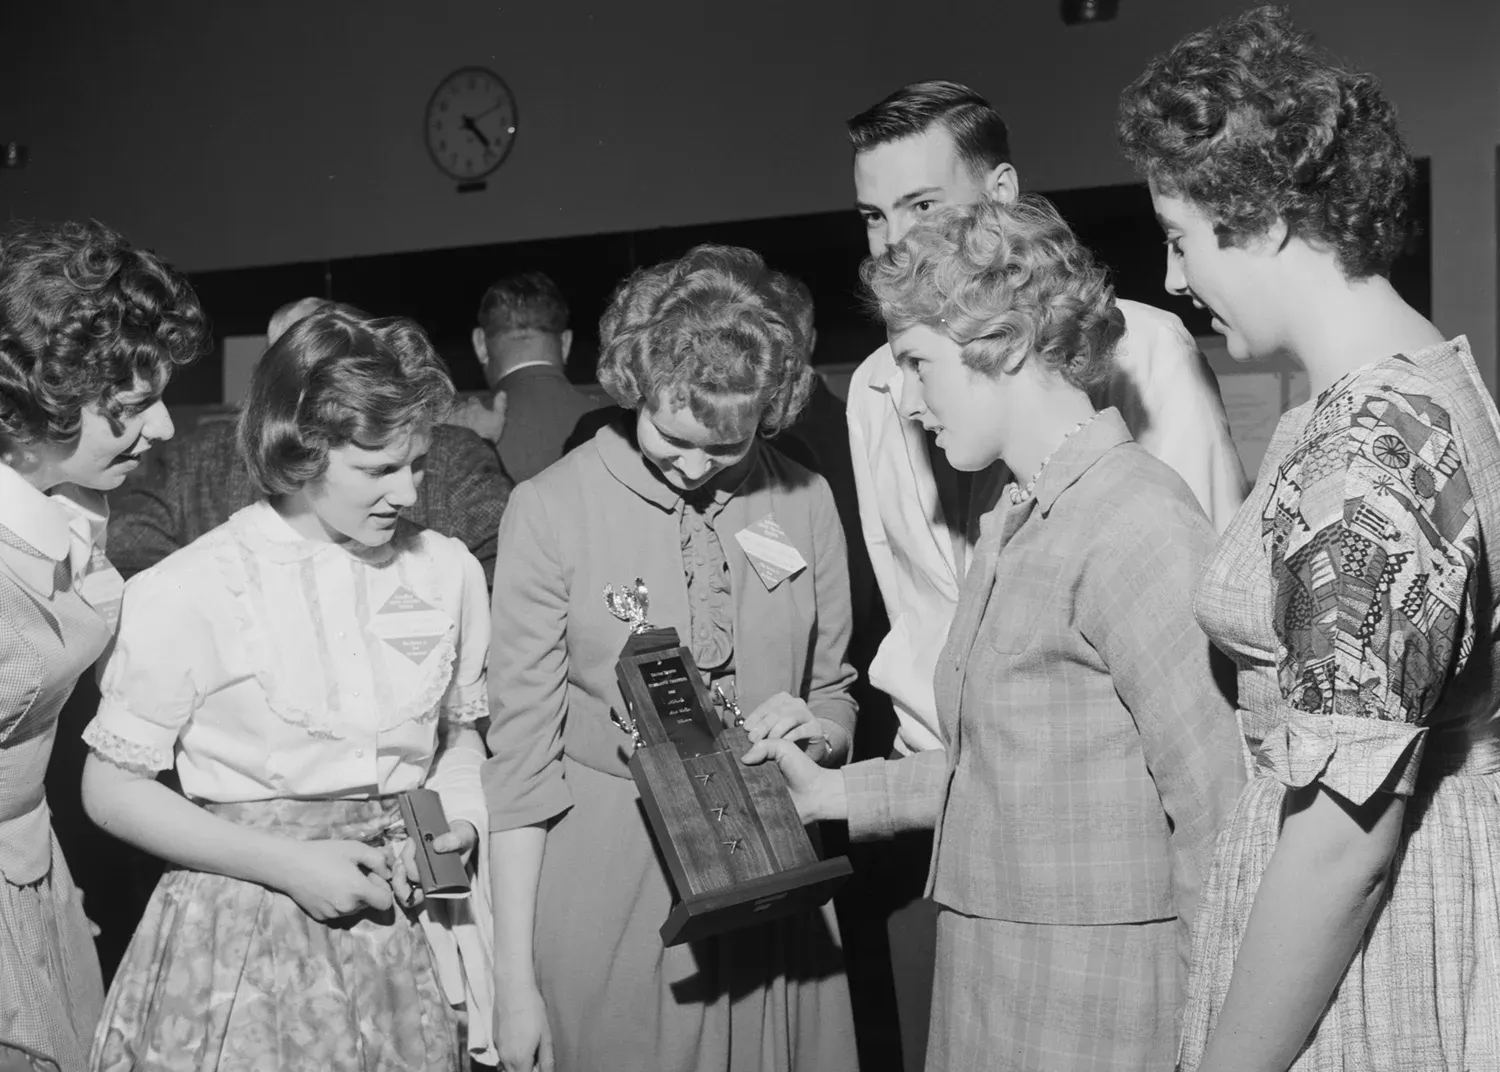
[746,196,1246,1072]
[0,220,206,1072]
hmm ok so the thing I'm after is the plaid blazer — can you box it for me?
[107,419,512,586]
[845,410,1245,927]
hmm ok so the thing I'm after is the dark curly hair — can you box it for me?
[1117,5,1414,280]
[596,245,815,439]
[239,305,456,496]
[862,196,1124,393]
[0,219,207,450]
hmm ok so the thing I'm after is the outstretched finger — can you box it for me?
[740,736,796,767]
[768,713,811,741]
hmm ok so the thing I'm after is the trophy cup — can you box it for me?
[606,578,851,946]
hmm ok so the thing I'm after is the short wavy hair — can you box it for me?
[847,81,1013,176]
[239,306,456,496]
[477,270,570,338]
[1118,5,1414,280]
[862,196,1124,392]
[0,219,207,450]
[596,245,815,438]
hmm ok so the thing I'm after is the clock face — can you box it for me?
[424,67,517,182]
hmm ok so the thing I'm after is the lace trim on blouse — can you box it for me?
[82,719,172,776]
[443,693,489,725]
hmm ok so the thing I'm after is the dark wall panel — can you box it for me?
[178,162,1432,406]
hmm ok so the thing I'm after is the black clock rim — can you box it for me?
[423,66,518,183]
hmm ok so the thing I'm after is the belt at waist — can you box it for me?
[200,797,404,844]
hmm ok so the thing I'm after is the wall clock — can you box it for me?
[424,67,517,186]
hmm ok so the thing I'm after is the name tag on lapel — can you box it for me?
[733,516,808,591]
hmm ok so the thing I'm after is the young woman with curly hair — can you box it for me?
[0,219,206,1071]
[1120,7,1500,1070]
[483,245,858,1072]
[747,197,1246,1072]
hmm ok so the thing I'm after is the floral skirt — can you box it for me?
[90,798,461,1072]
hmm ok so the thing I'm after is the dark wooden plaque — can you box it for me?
[615,627,852,946]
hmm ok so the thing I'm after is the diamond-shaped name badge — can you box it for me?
[370,585,452,665]
[733,516,808,591]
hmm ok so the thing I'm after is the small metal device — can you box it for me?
[397,788,471,899]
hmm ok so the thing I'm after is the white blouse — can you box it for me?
[85,500,489,810]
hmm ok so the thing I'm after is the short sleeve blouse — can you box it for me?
[85,500,490,802]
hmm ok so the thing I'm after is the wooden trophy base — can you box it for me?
[659,857,853,946]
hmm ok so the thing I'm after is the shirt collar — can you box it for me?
[0,465,110,595]
[1031,407,1133,517]
[232,499,401,566]
[0,462,75,561]
[495,360,565,385]
[866,343,901,392]
[594,417,758,513]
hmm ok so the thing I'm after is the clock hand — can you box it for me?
[472,101,509,121]
[460,116,492,149]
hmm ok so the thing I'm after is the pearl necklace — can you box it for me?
[1009,412,1101,505]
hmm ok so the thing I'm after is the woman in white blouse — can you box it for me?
[80,308,493,1071]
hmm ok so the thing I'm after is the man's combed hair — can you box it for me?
[477,270,570,338]
[1118,5,1414,279]
[862,196,1124,393]
[0,219,208,449]
[596,244,815,439]
[239,306,455,496]
[847,80,1012,175]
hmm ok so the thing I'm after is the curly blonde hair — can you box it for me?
[861,196,1123,391]
[596,244,815,438]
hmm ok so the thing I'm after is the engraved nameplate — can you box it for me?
[639,654,720,759]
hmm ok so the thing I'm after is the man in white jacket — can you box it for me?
[844,79,1246,1071]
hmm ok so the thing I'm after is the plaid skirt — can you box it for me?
[90,798,461,1072]
[927,909,1181,1072]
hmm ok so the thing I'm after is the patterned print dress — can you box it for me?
[1183,338,1500,1069]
